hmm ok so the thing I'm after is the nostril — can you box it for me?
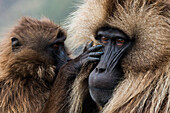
[96,68,106,73]
[99,68,106,73]
[95,68,98,72]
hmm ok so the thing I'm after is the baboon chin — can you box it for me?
[64,0,170,113]
[0,17,68,113]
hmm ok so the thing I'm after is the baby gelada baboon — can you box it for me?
[0,17,68,113]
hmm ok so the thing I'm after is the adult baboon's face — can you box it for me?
[88,27,132,106]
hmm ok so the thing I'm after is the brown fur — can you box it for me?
[65,0,170,113]
[42,61,80,113]
[0,17,64,113]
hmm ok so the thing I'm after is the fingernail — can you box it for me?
[97,52,104,54]
[96,45,103,47]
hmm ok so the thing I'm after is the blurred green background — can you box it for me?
[0,0,76,34]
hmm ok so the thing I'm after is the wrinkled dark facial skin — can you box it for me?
[50,32,70,74]
[88,27,132,106]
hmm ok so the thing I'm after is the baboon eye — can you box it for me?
[53,44,59,49]
[11,37,21,51]
[116,38,125,46]
[53,42,64,49]
[11,37,20,47]
[101,36,109,44]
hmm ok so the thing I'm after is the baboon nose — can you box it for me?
[96,68,106,73]
[95,62,107,73]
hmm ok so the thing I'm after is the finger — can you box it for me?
[88,45,103,52]
[89,52,104,57]
[87,41,93,49]
[87,57,100,62]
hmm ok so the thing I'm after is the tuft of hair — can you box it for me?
[65,0,170,113]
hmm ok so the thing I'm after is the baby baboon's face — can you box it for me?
[9,17,68,70]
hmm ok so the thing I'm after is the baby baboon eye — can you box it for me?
[11,37,19,46]
[53,44,59,49]
[11,37,21,51]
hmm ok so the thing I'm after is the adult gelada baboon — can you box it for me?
[63,0,169,113]
[0,17,103,113]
